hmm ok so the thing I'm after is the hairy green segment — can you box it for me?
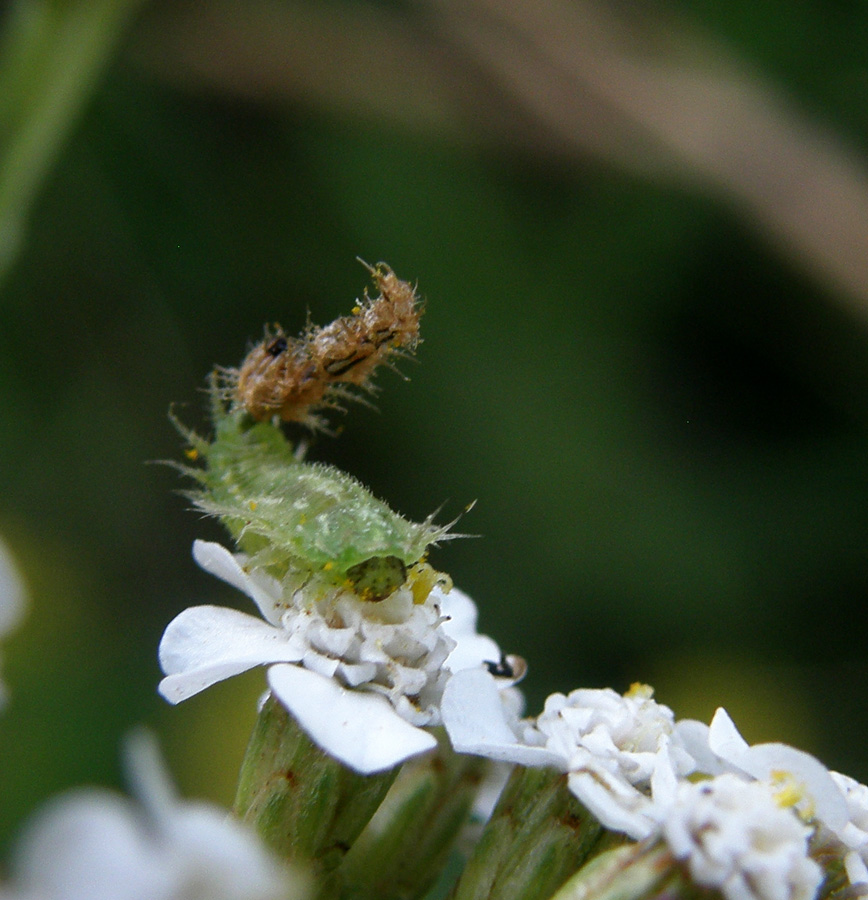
[176,387,451,600]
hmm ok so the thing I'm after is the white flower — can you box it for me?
[442,672,695,839]
[828,771,868,886]
[677,708,848,834]
[159,540,517,774]
[660,774,823,900]
[0,536,26,708]
[2,732,297,900]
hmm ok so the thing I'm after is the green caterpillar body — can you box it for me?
[181,397,450,600]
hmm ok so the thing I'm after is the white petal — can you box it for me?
[164,804,291,900]
[441,668,563,767]
[741,742,849,831]
[844,850,868,887]
[158,606,304,703]
[708,708,751,763]
[650,747,680,810]
[267,664,437,774]
[568,769,655,840]
[675,719,726,776]
[192,541,283,625]
[439,588,502,673]
[437,586,479,634]
[300,649,340,679]
[704,709,850,837]
[445,634,503,674]
[13,789,174,900]
[335,659,378,687]
[706,710,849,832]
[123,729,178,820]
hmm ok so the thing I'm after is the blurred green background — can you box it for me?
[3,0,868,853]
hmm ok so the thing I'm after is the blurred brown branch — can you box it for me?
[134,0,868,320]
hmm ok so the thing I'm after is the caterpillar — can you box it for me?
[179,396,453,601]
[230,262,422,429]
[176,259,450,603]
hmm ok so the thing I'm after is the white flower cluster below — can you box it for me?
[442,668,865,900]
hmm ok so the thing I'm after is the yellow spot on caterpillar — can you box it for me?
[322,561,333,571]
[248,500,257,511]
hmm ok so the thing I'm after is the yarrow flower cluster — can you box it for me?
[442,670,695,839]
[159,539,520,774]
[533,682,695,839]
[12,265,868,900]
[441,667,868,900]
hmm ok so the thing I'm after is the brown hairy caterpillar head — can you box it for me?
[232,262,422,428]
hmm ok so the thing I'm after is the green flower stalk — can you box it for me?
[547,843,677,900]
[234,694,398,877]
[331,728,488,900]
[449,766,603,900]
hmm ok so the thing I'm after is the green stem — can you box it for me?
[234,693,398,876]
[547,843,683,900]
[331,728,487,900]
[449,766,604,900]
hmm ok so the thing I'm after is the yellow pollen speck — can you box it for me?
[323,561,333,571]
[769,771,810,814]
[408,561,450,604]
[184,447,199,460]
[248,500,258,511]
[352,306,362,315]
[626,683,654,700]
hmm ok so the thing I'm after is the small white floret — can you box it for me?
[697,708,848,833]
[829,771,868,887]
[443,678,696,840]
[661,774,822,900]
